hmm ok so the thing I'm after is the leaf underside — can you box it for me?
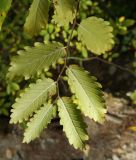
[10,78,56,124]
[53,0,76,26]
[24,0,49,36]
[66,65,106,123]
[78,16,114,55]
[58,97,88,149]
[23,103,56,143]
[8,42,65,79]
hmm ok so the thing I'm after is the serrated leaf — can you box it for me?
[23,103,55,143]
[10,78,56,124]
[24,0,49,36]
[58,97,88,149]
[78,17,114,55]
[66,65,106,123]
[0,0,12,30]
[53,0,76,26]
[8,42,66,79]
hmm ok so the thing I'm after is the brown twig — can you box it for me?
[56,0,80,96]
[66,0,80,57]
[68,56,136,77]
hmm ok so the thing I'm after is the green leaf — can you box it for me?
[8,42,66,79]
[24,0,49,36]
[23,103,55,143]
[78,17,114,55]
[10,78,56,124]
[66,65,106,123]
[57,97,88,149]
[0,0,12,30]
[53,0,76,26]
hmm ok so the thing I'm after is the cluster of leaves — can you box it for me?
[0,1,135,115]
[0,0,33,116]
[0,0,135,150]
[0,0,114,150]
[40,0,136,63]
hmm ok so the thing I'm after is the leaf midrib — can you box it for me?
[68,67,96,110]
[17,81,56,114]
[29,104,54,131]
[60,98,84,147]
[17,46,65,67]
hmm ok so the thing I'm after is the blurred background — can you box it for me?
[0,0,136,159]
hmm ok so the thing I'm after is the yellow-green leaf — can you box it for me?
[78,17,114,55]
[53,0,76,26]
[8,42,66,79]
[23,103,56,143]
[66,65,106,123]
[24,0,49,36]
[58,97,88,149]
[10,78,56,124]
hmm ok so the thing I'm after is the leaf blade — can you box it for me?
[10,78,56,124]
[24,0,49,36]
[66,65,106,123]
[78,17,114,55]
[8,42,66,79]
[58,97,88,149]
[53,0,76,26]
[23,103,55,143]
